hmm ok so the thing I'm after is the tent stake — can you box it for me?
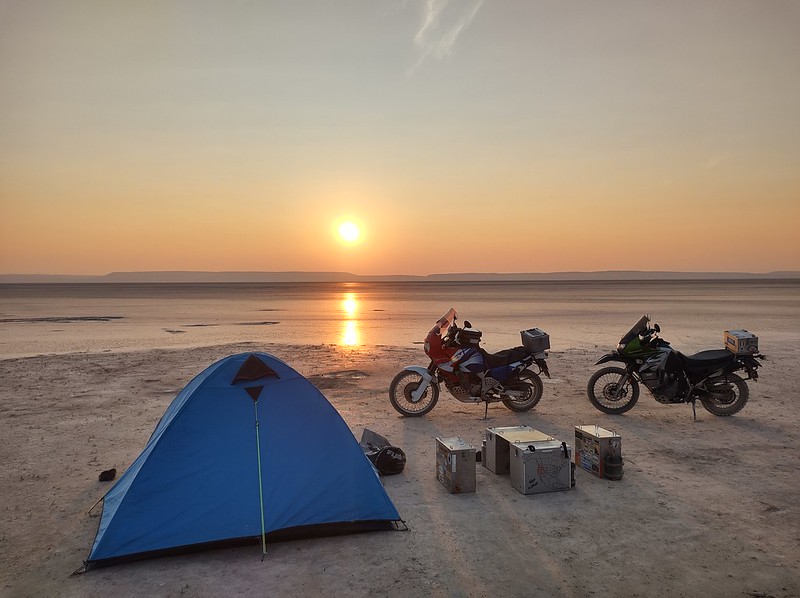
[253,400,268,559]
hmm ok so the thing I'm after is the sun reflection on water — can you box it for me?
[340,292,360,346]
[342,320,359,346]
[342,296,357,317]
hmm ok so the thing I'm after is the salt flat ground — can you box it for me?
[2,338,798,598]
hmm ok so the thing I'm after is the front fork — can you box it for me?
[615,367,636,399]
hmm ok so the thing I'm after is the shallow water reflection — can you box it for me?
[341,320,359,346]
[342,294,357,317]
[340,292,360,346]
[2,280,797,358]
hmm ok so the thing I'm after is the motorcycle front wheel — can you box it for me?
[700,373,749,416]
[587,366,640,414]
[502,370,544,412]
[388,370,439,416]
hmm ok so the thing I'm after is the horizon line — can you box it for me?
[1,269,799,284]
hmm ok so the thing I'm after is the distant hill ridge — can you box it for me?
[1,270,799,283]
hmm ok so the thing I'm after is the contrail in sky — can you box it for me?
[409,0,484,72]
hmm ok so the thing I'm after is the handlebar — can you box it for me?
[442,323,459,347]
[640,327,659,345]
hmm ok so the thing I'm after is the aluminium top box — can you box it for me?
[724,329,759,355]
[485,426,553,474]
[521,328,550,355]
[574,425,622,480]
[510,439,573,495]
[435,436,476,494]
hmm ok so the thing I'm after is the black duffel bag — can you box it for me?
[360,428,406,476]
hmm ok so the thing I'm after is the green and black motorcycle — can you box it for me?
[587,315,763,419]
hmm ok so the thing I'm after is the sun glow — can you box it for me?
[338,221,360,244]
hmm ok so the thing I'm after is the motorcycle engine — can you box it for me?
[642,349,686,403]
[652,374,686,404]
[444,379,480,402]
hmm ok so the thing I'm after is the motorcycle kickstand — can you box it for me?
[691,400,697,422]
[482,400,489,420]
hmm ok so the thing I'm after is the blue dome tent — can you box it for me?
[81,352,402,569]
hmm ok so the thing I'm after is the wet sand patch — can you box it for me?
[306,369,371,389]
[0,316,124,323]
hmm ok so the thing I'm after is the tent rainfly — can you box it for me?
[80,352,402,570]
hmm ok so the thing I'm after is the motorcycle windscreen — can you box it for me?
[618,314,650,347]
[431,308,457,336]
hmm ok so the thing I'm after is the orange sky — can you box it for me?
[2,2,799,275]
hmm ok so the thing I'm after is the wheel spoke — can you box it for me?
[389,371,439,416]
[587,366,639,414]
[594,373,630,407]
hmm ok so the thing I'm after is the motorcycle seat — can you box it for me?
[678,349,735,371]
[481,346,529,368]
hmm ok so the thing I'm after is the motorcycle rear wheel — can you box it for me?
[587,366,640,414]
[388,370,439,417]
[502,371,543,412]
[700,373,749,416]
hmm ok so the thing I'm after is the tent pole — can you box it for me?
[253,400,268,559]
[86,494,104,516]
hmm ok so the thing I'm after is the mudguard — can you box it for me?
[594,353,628,366]
[736,354,763,380]
[535,358,550,378]
[403,365,435,402]
[403,365,433,379]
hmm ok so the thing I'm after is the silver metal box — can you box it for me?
[510,439,573,495]
[435,437,476,493]
[574,425,622,479]
[724,329,759,355]
[485,426,553,474]
[521,328,551,355]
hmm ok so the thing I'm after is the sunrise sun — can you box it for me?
[338,221,361,244]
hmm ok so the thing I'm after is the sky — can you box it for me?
[1,0,799,276]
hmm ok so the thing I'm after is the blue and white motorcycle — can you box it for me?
[388,308,550,418]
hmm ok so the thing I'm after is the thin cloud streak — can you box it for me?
[408,0,484,73]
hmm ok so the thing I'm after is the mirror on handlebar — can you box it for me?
[464,320,472,328]
[654,323,661,333]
